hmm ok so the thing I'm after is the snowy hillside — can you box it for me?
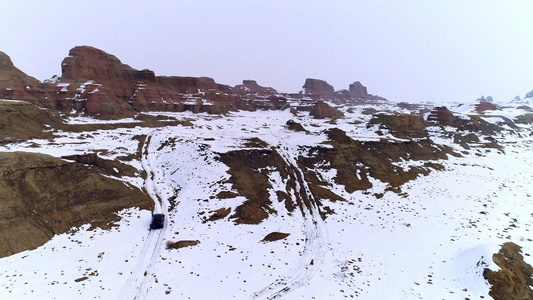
[1,103,532,299]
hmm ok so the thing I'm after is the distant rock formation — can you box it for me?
[477,95,494,103]
[302,78,335,96]
[0,46,389,119]
[484,242,533,300]
[525,90,533,99]
[475,101,499,113]
[348,81,368,98]
[234,80,277,96]
[61,46,156,84]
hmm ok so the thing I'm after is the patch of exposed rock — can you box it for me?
[219,148,289,224]
[262,232,290,242]
[285,119,307,132]
[368,113,428,139]
[219,129,453,224]
[234,80,277,96]
[166,240,200,250]
[515,113,533,124]
[427,106,506,135]
[475,101,499,113]
[0,100,67,142]
[0,152,153,258]
[483,242,533,300]
[301,128,451,193]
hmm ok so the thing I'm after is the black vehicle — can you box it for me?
[150,213,165,229]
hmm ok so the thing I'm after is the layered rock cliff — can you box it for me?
[0,46,388,119]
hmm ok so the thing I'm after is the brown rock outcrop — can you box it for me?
[484,242,533,300]
[61,46,156,85]
[309,101,344,119]
[0,152,153,258]
[348,81,369,98]
[51,46,237,117]
[234,80,277,96]
[300,128,451,193]
[0,51,50,101]
[475,101,499,113]
[427,106,505,135]
[369,113,428,139]
[302,78,335,96]
[427,106,455,126]
[1,47,389,118]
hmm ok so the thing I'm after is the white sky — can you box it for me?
[1,0,532,103]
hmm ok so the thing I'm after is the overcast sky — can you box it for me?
[1,0,532,103]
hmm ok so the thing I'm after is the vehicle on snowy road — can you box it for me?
[150,214,165,229]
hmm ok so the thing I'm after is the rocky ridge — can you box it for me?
[0,46,387,119]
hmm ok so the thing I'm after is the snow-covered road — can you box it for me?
[118,134,170,300]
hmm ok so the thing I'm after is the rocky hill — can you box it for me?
[0,151,153,258]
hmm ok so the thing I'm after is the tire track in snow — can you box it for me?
[248,138,329,299]
[118,134,169,300]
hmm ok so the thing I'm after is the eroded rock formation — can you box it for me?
[484,242,533,300]
[302,78,335,96]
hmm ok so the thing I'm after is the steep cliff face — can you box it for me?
[61,46,157,85]
[302,78,335,96]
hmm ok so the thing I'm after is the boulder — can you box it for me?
[309,101,344,119]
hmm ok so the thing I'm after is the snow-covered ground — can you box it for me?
[1,108,532,299]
